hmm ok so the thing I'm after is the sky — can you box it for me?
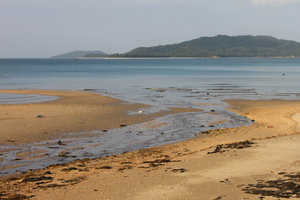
[1,0,300,58]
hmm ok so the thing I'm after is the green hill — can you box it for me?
[117,35,300,57]
[51,50,107,59]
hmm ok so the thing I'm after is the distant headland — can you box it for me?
[51,50,107,59]
[52,35,300,59]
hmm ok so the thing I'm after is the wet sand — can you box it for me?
[2,98,300,199]
[0,90,199,145]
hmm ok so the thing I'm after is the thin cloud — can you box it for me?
[251,0,300,6]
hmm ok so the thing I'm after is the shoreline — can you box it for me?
[76,56,299,60]
[0,89,201,145]
[2,98,300,199]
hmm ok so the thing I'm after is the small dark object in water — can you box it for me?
[282,73,285,76]
[201,130,210,134]
[37,115,44,118]
[206,92,210,95]
[58,140,65,145]
[120,124,127,127]
[102,130,108,132]
[160,132,164,135]
[252,119,255,122]
[210,109,215,112]
[200,125,205,127]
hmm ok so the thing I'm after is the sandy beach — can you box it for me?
[2,92,300,199]
[0,90,199,145]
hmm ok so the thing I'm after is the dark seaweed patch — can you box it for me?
[208,140,255,154]
[242,172,300,198]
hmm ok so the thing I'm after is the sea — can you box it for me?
[1,57,300,175]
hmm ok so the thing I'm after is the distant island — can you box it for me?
[116,35,300,58]
[51,50,107,59]
[52,35,300,58]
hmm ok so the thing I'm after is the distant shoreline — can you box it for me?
[76,56,298,60]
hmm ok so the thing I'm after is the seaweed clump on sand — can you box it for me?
[207,140,255,154]
[242,172,300,198]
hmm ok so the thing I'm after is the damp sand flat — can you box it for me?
[0,90,200,145]
[2,99,300,199]
[0,90,252,176]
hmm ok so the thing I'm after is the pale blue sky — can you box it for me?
[1,0,300,58]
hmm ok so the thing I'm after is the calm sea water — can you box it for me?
[0,58,300,175]
[0,58,299,102]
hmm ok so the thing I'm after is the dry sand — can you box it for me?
[0,89,199,145]
[2,97,300,199]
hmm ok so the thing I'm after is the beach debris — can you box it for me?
[36,115,44,118]
[207,140,255,154]
[171,168,187,173]
[3,194,30,200]
[243,171,300,198]
[96,165,112,169]
[120,124,127,127]
[58,151,76,158]
[214,195,226,200]
[57,140,66,145]
[6,139,16,143]
[267,125,273,128]
[142,158,179,168]
[118,165,133,171]
[121,161,132,164]
[200,130,210,134]
[62,167,78,172]
[220,178,231,184]
[21,175,53,183]
[138,110,144,114]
